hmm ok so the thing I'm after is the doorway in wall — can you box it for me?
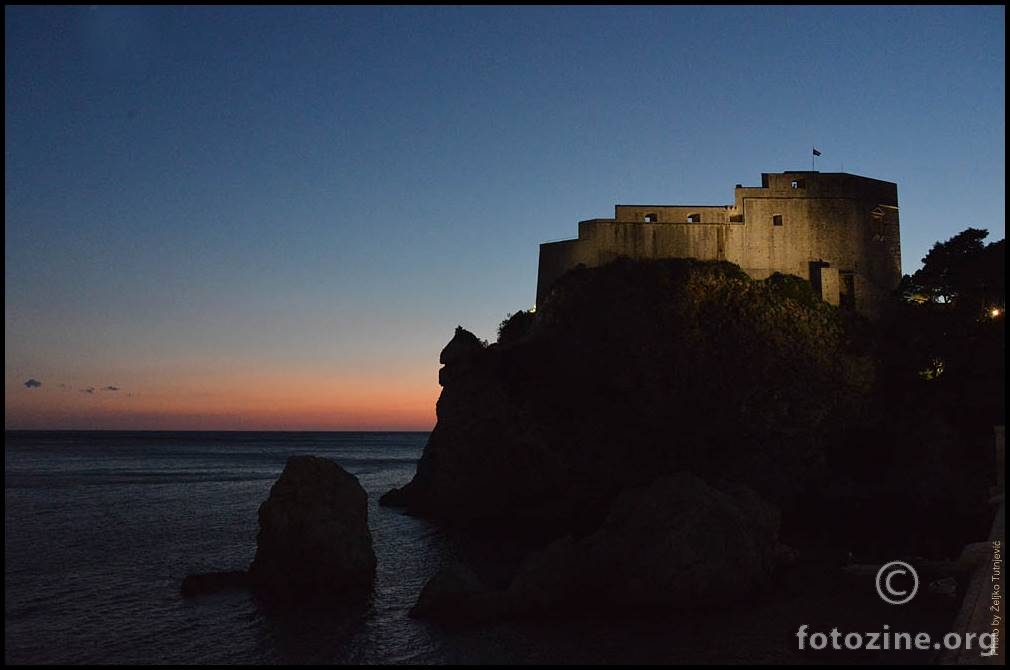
[808,261,830,299]
[839,271,856,310]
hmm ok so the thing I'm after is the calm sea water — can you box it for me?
[5,431,956,664]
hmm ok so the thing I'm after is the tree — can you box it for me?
[497,310,536,345]
[886,227,1005,429]
[907,228,1001,310]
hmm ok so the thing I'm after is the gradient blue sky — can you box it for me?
[5,6,1005,429]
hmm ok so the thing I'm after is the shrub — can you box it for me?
[497,310,536,345]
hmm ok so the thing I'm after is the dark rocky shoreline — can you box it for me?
[184,258,996,635]
[381,258,994,623]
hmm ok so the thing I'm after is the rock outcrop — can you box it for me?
[440,325,486,365]
[382,259,872,538]
[507,473,781,613]
[183,455,376,604]
[248,455,376,602]
[408,563,507,623]
[409,473,784,621]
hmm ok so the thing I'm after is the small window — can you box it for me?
[687,213,701,223]
[644,213,657,222]
[791,179,805,189]
[773,214,783,226]
[729,214,744,223]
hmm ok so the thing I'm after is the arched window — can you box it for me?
[644,213,658,222]
[687,213,701,223]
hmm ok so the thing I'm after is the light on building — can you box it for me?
[990,307,1002,318]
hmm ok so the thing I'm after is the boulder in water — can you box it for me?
[247,455,376,603]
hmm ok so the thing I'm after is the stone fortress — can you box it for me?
[536,171,902,317]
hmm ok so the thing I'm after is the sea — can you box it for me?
[5,431,959,664]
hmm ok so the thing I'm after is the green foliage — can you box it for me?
[907,228,1004,313]
[764,272,822,308]
[497,310,536,345]
[884,229,1004,426]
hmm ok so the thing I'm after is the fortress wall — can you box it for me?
[537,239,595,303]
[737,195,901,316]
[582,221,736,264]
[738,196,867,279]
[819,267,841,306]
[614,205,736,224]
[872,205,902,293]
[536,173,902,317]
[755,173,898,204]
[537,221,749,303]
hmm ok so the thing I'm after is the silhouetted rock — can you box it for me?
[440,326,485,365]
[383,259,871,536]
[246,455,376,603]
[507,473,781,614]
[410,473,783,621]
[378,484,411,508]
[437,326,486,386]
[390,241,1003,623]
[182,455,376,604]
[409,563,507,623]
[180,570,249,597]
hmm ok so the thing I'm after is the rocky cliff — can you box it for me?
[383,258,873,541]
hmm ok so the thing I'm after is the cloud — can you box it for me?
[24,378,42,388]
[81,386,96,394]
[102,386,120,392]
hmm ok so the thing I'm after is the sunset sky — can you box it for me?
[5,6,1005,430]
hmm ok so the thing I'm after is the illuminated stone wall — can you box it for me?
[537,171,902,318]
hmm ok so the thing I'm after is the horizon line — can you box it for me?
[4,428,434,433]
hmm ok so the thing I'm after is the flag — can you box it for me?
[812,148,822,157]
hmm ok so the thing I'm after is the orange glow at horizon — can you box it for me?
[5,370,441,431]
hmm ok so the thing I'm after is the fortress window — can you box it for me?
[687,213,701,223]
[644,213,658,222]
[791,179,805,189]
[773,214,783,226]
[729,214,744,223]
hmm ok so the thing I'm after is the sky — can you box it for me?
[5,6,1005,430]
